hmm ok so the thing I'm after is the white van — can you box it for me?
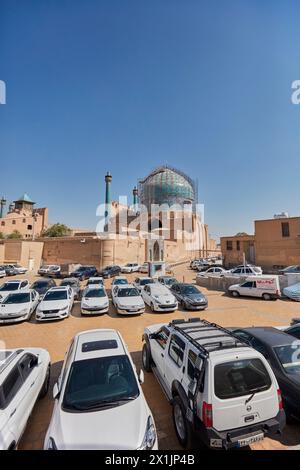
[228,275,280,300]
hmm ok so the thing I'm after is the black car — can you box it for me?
[170,283,208,310]
[279,265,300,275]
[70,266,98,281]
[233,327,300,421]
[98,265,121,279]
[282,324,300,340]
[30,278,56,297]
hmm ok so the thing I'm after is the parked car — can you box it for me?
[0,290,39,324]
[139,262,149,274]
[121,263,140,273]
[196,264,211,273]
[170,283,208,310]
[291,317,300,326]
[141,283,178,312]
[86,276,104,287]
[232,327,300,422]
[197,267,227,277]
[0,347,50,450]
[30,278,56,299]
[157,276,177,289]
[111,276,128,287]
[277,324,300,340]
[70,266,97,281]
[98,265,121,279]
[228,276,280,300]
[283,283,300,301]
[0,267,6,278]
[235,265,263,275]
[142,318,285,449]
[81,286,109,315]
[36,286,74,322]
[133,277,155,292]
[60,277,81,300]
[2,265,19,276]
[279,265,300,275]
[9,264,27,275]
[38,265,61,278]
[224,266,260,277]
[44,329,157,450]
[0,279,30,302]
[112,284,145,315]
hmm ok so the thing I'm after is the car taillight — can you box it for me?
[277,389,283,410]
[202,402,213,428]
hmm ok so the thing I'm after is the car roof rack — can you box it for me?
[0,349,23,375]
[168,318,248,357]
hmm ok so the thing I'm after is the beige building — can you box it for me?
[221,215,300,271]
[0,194,48,239]
[0,240,44,271]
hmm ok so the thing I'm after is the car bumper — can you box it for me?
[194,410,286,450]
[36,311,69,321]
[117,307,145,315]
[153,303,178,312]
[185,303,208,310]
[81,306,109,315]
[0,313,29,323]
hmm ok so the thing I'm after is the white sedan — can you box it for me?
[141,284,178,312]
[0,290,39,324]
[196,266,227,278]
[0,279,30,302]
[81,286,109,315]
[36,286,74,321]
[0,348,50,450]
[44,329,157,450]
[121,263,140,273]
[112,284,145,315]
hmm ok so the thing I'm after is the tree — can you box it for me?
[7,230,22,239]
[0,232,4,239]
[42,223,71,238]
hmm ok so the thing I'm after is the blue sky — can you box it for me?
[1,0,300,239]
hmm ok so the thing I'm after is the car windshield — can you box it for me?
[3,292,31,304]
[61,281,77,287]
[125,264,134,267]
[118,288,139,297]
[165,278,176,286]
[114,279,127,285]
[0,283,19,291]
[62,355,139,411]
[88,280,103,285]
[274,344,300,373]
[84,289,106,298]
[139,279,154,286]
[32,281,50,288]
[44,290,68,301]
[214,359,271,399]
[181,286,199,295]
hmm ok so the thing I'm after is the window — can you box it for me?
[214,359,271,399]
[12,220,16,225]
[27,224,32,230]
[281,222,290,238]
[21,281,28,288]
[155,327,170,350]
[1,221,5,226]
[18,354,35,381]
[168,334,186,367]
[236,241,240,251]
[251,338,269,358]
[22,218,26,223]
[241,281,255,288]
[2,366,23,408]
[226,241,233,251]
[187,349,198,380]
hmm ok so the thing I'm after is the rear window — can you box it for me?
[214,359,271,399]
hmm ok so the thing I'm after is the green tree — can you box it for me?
[42,223,71,238]
[7,230,22,239]
[0,232,4,239]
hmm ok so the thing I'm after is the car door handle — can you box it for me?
[10,409,16,418]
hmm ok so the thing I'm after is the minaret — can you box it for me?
[0,197,6,218]
[132,186,139,215]
[104,172,112,230]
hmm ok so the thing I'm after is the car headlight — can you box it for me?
[138,416,156,450]
[18,308,28,316]
[81,302,90,309]
[46,437,57,450]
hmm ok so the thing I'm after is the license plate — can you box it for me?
[238,433,264,447]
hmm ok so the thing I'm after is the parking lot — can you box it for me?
[1,263,300,450]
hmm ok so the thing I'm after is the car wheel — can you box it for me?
[262,293,271,301]
[142,343,152,372]
[231,290,240,297]
[39,364,51,398]
[172,396,193,448]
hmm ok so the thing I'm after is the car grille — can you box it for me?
[158,304,177,309]
[42,309,60,315]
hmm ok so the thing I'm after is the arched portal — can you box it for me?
[153,241,160,261]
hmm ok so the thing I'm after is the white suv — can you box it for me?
[121,263,140,273]
[44,329,157,450]
[142,318,285,449]
[36,286,74,321]
[0,348,50,449]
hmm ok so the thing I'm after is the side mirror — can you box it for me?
[149,332,158,340]
[139,369,145,384]
[53,383,60,400]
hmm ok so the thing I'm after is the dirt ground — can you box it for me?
[0,264,299,450]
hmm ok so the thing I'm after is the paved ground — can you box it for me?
[1,265,300,450]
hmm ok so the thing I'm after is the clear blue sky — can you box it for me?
[1,0,300,239]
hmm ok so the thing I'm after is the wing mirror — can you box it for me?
[53,382,60,400]
[139,369,144,384]
[149,332,158,340]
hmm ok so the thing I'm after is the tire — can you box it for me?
[142,343,152,372]
[262,293,271,301]
[172,396,193,448]
[231,290,240,298]
[39,364,50,399]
